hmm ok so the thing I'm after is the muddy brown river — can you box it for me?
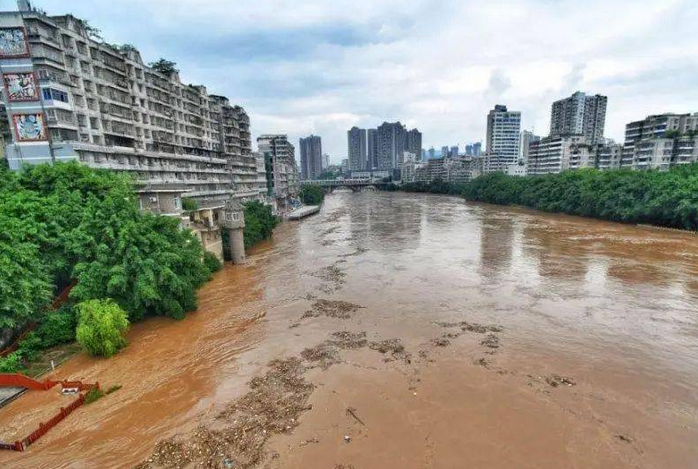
[1,192,698,468]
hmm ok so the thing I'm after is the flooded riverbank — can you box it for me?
[1,192,697,468]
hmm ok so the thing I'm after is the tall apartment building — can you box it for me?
[486,105,521,167]
[299,134,322,180]
[406,128,422,161]
[347,126,367,171]
[367,128,378,169]
[621,113,698,170]
[376,121,407,170]
[550,91,607,144]
[527,135,595,176]
[257,134,300,210]
[0,7,260,214]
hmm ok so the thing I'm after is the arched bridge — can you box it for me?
[300,179,380,192]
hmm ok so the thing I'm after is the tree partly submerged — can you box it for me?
[0,162,220,369]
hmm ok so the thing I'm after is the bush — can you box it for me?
[35,306,77,348]
[84,387,105,404]
[75,299,129,357]
[299,185,325,205]
[203,251,222,274]
[0,351,24,373]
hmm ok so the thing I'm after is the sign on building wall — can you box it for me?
[0,27,29,58]
[3,72,38,101]
[12,113,48,141]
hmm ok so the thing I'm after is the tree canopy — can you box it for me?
[0,162,215,330]
[400,164,698,231]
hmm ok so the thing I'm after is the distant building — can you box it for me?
[486,105,521,168]
[465,144,473,156]
[341,158,349,174]
[595,142,623,171]
[322,153,330,170]
[450,145,459,157]
[527,135,595,176]
[441,146,449,158]
[367,128,378,169]
[404,156,479,183]
[472,142,482,156]
[550,91,607,144]
[257,134,300,209]
[428,147,436,160]
[299,135,322,180]
[406,128,422,162]
[376,121,407,170]
[347,127,367,171]
[520,130,540,159]
[621,113,698,170]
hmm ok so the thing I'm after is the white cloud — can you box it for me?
[33,0,698,162]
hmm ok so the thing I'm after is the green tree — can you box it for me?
[148,58,178,75]
[241,201,279,250]
[299,185,325,205]
[75,299,129,357]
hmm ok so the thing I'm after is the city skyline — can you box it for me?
[23,0,698,164]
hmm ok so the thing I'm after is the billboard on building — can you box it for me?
[12,113,48,141]
[3,72,39,101]
[0,27,29,58]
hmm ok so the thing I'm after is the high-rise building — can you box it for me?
[550,91,607,144]
[486,105,521,166]
[450,145,459,157]
[428,147,436,160]
[347,126,367,170]
[406,128,422,161]
[472,142,482,156]
[0,8,261,211]
[367,128,378,169]
[376,121,407,170]
[299,135,322,180]
[465,144,473,156]
[257,135,299,207]
[441,146,449,158]
[322,153,330,170]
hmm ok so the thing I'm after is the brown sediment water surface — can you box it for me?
[1,192,698,468]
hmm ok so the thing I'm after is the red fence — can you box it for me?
[0,373,98,452]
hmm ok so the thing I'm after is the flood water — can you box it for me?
[1,191,698,468]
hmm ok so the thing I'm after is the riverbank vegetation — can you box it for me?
[75,299,129,358]
[396,164,698,230]
[0,162,222,372]
[299,185,325,205]
[242,200,280,249]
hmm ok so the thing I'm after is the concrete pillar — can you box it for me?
[228,227,245,264]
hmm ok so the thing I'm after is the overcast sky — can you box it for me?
[32,0,698,163]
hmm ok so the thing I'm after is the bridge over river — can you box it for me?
[300,178,381,192]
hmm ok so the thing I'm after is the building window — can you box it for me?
[42,88,69,103]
